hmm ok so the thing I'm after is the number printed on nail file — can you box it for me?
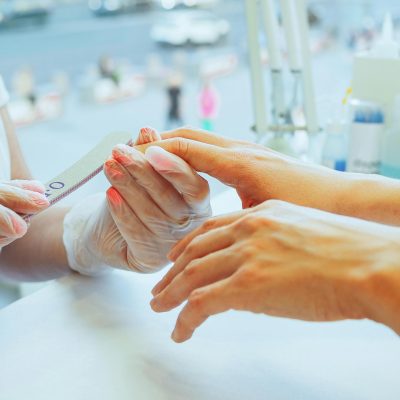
[45,131,134,206]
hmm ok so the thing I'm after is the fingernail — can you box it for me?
[31,192,50,207]
[167,248,178,261]
[150,297,159,311]
[112,145,133,166]
[104,159,124,178]
[171,329,179,342]
[145,146,178,172]
[12,217,27,236]
[107,187,123,206]
[151,281,163,296]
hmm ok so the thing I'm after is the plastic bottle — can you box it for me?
[321,121,347,171]
[381,95,400,178]
[347,100,384,174]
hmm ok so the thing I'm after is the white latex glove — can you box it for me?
[0,180,49,249]
[63,128,212,275]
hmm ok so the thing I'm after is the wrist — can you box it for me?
[63,194,111,276]
[355,231,400,334]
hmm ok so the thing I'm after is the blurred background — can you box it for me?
[0,0,400,303]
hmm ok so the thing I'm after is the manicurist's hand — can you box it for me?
[151,200,400,342]
[0,180,49,249]
[63,128,212,275]
[154,129,400,225]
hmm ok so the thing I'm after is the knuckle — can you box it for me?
[234,214,260,232]
[183,261,199,278]
[201,218,217,231]
[187,290,205,310]
[170,137,190,159]
[234,265,261,287]
[184,240,198,257]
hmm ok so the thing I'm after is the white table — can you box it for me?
[0,190,399,400]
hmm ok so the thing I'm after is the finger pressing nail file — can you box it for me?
[23,132,155,221]
[45,131,135,206]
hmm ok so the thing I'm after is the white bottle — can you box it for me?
[381,95,400,179]
[321,121,347,171]
[347,101,384,174]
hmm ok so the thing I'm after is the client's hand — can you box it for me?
[0,180,49,249]
[63,128,211,275]
[152,128,351,214]
[151,200,400,342]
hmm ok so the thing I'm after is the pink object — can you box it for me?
[199,85,219,119]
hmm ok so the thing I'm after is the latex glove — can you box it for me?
[0,180,49,249]
[63,128,211,275]
[151,200,400,342]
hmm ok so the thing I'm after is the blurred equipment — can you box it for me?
[151,10,230,46]
[80,57,146,104]
[158,0,217,10]
[245,0,319,151]
[381,95,400,179]
[0,0,51,27]
[347,100,384,174]
[88,0,152,16]
[321,120,347,172]
[165,73,183,129]
[351,13,400,127]
[199,79,219,131]
[9,67,63,128]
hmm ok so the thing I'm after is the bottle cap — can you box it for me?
[371,13,399,59]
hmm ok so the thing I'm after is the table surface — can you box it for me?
[0,190,399,400]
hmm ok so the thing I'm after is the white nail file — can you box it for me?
[44,131,134,206]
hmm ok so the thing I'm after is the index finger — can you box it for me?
[144,138,229,179]
[161,128,233,147]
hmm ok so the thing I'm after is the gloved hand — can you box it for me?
[63,128,212,275]
[0,180,49,249]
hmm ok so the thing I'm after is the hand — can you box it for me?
[151,128,350,212]
[0,180,49,249]
[63,128,212,275]
[150,200,400,342]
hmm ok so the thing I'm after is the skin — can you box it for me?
[151,200,400,343]
[143,128,400,342]
[0,121,209,281]
[152,128,400,225]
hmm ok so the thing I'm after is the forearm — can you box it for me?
[334,173,400,226]
[276,157,400,226]
[0,207,72,282]
[0,107,32,180]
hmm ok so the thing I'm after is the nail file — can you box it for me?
[44,131,135,206]
[23,132,154,221]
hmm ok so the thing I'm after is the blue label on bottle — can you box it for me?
[334,160,346,172]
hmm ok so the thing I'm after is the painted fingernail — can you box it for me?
[107,187,123,206]
[104,159,124,178]
[145,146,178,172]
[31,192,50,207]
[112,145,133,166]
[12,217,27,236]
